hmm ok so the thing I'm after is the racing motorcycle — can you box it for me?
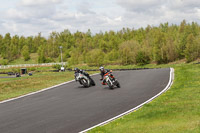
[75,72,95,87]
[103,71,120,89]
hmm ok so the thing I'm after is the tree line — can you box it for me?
[0,20,200,66]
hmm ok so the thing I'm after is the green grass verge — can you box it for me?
[0,71,97,101]
[0,62,199,132]
[0,66,54,73]
[88,63,200,133]
[0,72,71,101]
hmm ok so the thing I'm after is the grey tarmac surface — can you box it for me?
[0,68,170,133]
[0,76,16,78]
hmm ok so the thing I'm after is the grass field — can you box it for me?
[88,63,200,133]
[0,71,70,101]
[0,62,199,132]
[0,69,97,101]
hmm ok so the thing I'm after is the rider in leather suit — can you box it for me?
[74,68,95,85]
[99,66,114,85]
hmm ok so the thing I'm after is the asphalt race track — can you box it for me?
[0,76,16,78]
[0,68,170,133]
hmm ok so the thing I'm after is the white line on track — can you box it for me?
[0,73,99,104]
[79,68,174,133]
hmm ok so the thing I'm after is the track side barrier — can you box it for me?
[66,68,161,72]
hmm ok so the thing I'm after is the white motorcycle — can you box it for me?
[75,73,95,87]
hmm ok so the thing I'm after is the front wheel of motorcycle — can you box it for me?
[108,80,114,89]
[82,79,89,88]
[109,85,114,89]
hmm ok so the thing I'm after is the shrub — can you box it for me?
[86,49,105,66]
[27,67,36,72]
[11,68,20,73]
[45,57,54,63]
[52,64,62,70]
[0,59,9,65]
[136,51,150,65]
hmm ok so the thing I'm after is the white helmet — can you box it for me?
[99,66,104,71]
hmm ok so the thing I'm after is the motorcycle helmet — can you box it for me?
[99,66,104,72]
[74,67,79,72]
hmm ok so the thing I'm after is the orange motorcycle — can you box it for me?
[103,71,120,89]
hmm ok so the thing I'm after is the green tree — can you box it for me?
[152,30,167,64]
[86,49,105,66]
[68,48,81,65]
[184,34,199,62]
[2,33,11,59]
[33,33,43,53]
[135,51,150,65]
[26,37,34,53]
[106,49,120,62]
[37,46,46,63]
[18,36,26,55]
[10,35,19,60]
[22,45,30,61]
[0,35,3,57]
[119,40,139,65]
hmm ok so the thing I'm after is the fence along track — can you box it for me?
[0,62,67,69]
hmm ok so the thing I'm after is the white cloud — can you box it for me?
[20,0,62,6]
[116,0,200,28]
[6,8,27,20]
[168,0,200,9]
[77,1,95,14]
[0,0,124,37]
[114,16,122,22]
[117,0,165,12]
[2,22,18,32]
[1,0,200,37]
[117,0,200,12]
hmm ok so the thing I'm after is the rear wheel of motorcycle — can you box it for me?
[90,78,96,86]
[116,81,121,88]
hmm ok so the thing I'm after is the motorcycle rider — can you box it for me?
[99,66,114,85]
[74,68,95,85]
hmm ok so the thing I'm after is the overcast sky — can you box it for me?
[0,0,200,37]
